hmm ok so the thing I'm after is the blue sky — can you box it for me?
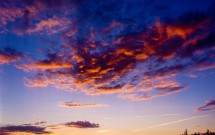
[0,0,215,135]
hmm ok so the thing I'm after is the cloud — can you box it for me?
[16,52,73,71]
[136,114,178,118]
[16,61,72,71]
[2,0,215,100]
[58,101,109,108]
[0,120,100,134]
[0,0,74,34]
[64,121,99,128]
[46,120,100,130]
[0,125,51,134]
[26,17,72,34]
[0,47,22,65]
[0,4,23,26]
[117,80,188,101]
[147,115,211,128]
[195,100,215,112]
[23,120,48,126]
[34,120,47,126]
[20,8,215,100]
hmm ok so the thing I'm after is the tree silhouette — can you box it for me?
[184,129,188,135]
[186,129,215,135]
[192,132,200,135]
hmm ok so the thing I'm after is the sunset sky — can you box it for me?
[0,0,215,135]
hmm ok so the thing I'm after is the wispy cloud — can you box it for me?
[96,130,111,133]
[26,17,72,34]
[195,100,215,112]
[34,120,47,126]
[58,101,109,108]
[16,61,72,71]
[147,115,211,128]
[103,117,118,120]
[136,113,178,118]
[23,120,48,126]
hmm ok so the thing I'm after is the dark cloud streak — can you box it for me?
[195,100,215,112]
[0,125,51,134]
[64,121,99,128]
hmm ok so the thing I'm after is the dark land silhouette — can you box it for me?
[181,129,215,135]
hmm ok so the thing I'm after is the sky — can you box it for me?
[0,0,215,135]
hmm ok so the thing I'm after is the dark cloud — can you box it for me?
[0,120,100,134]
[0,125,51,134]
[19,8,215,100]
[195,100,215,112]
[64,121,99,128]
[1,0,215,100]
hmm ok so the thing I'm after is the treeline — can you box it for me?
[181,129,215,135]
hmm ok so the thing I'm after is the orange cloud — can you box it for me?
[15,9,215,101]
[24,72,76,91]
[0,48,22,64]
[0,53,20,64]
[16,61,72,71]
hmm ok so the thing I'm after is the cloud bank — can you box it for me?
[1,0,215,100]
